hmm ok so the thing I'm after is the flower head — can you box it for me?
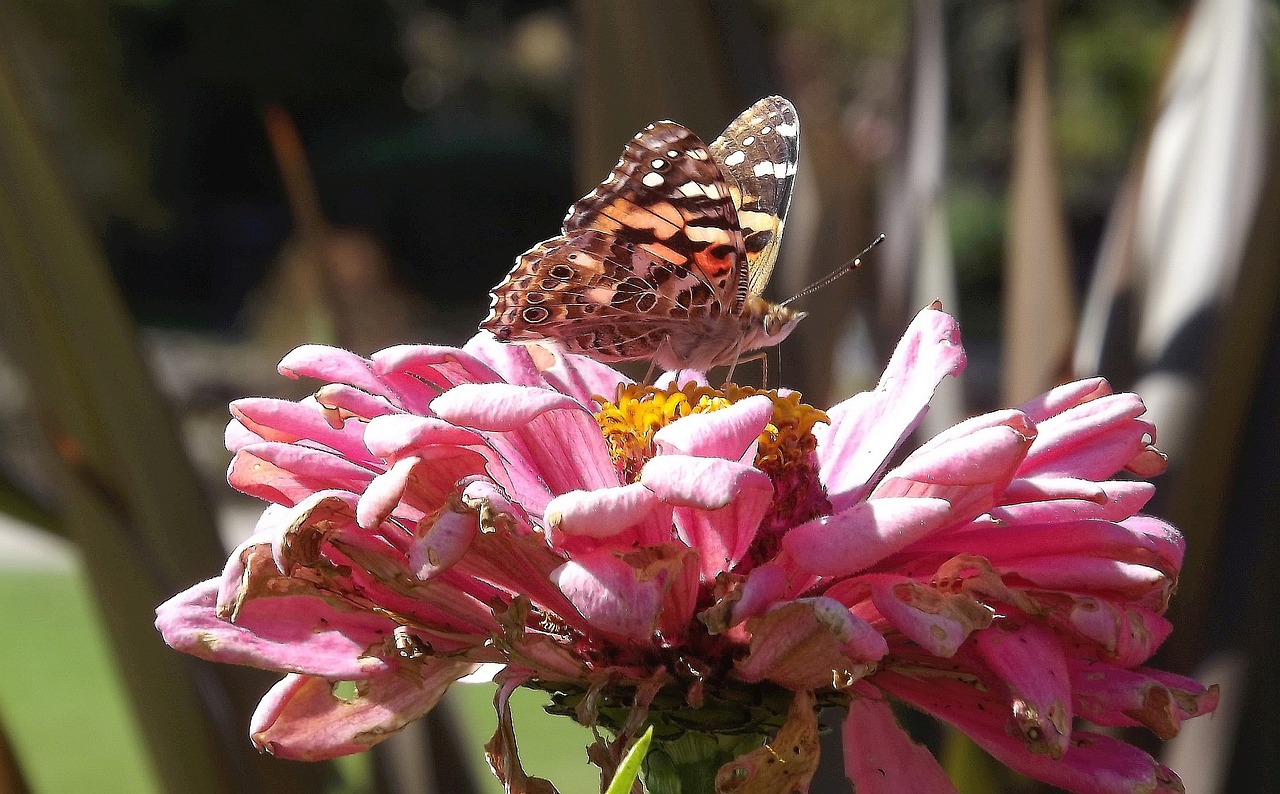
[156,306,1216,793]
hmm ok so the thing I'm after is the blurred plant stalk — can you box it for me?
[0,39,330,794]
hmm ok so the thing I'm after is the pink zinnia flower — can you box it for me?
[156,305,1217,793]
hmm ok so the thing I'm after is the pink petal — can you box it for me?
[655,369,709,389]
[250,662,471,760]
[730,562,788,626]
[430,383,586,432]
[231,397,377,465]
[972,622,1073,759]
[990,479,1154,524]
[459,333,551,388]
[843,685,958,793]
[362,414,486,461]
[1008,557,1171,601]
[228,442,375,506]
[784,497,954,576]
[816,307,967,512]
[278,345,389,397]
[1017,378,1111,422]
[640,454,772,511]
[156,580,397,679]
[652,395,773,460]
[355,447,488,529]
[911,518,1184,577]
[375,342,503,388]
[873,420,1033,520]
[545,483,661,538]
[313,383,398,422]
[505,337,631,407]
[1019,392,1154,480]
[736,598,887,689]
[553,552,663,642]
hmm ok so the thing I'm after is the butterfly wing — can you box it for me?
[482,228,716,362]
[709,96,800,298]
[483,120,748,361]
[564,120,749,310]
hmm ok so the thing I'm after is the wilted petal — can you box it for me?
[972,622,1073,759]
[156,580,397,679]
[1069,661,1220,739]
[843,685,958,794]
[876,671,1183,794]
[410,496,479,579]
[870,577,993,658]
[715,691,820,793]
[250,662,471,760]
[737,598,886,689]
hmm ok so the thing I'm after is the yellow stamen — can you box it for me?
[594,384,828,485]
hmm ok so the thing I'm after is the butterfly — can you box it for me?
[482,96,803,373]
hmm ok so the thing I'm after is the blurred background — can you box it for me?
[0,1,1275,792]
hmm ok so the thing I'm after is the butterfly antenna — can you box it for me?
[779,234,885,308]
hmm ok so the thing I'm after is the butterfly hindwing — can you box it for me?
[483,228,710,362]
[709,96,799,298]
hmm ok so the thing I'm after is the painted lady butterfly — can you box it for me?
[482,96,804,372]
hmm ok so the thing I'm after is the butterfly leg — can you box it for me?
[724,352,769,388]
[642,358,660,385]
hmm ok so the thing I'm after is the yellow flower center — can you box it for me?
[595,384,832,543]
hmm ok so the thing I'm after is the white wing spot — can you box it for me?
[752,160,797,179]
[642,171,665,188]
[760,126,772,135]
[688,148,709,161]
[667,149,680,158]
[775,122,798,137]
[742,136,756,146]
[724,150,747,166]
[703,182,723,199]
[650,158,666,169]
[676,181,704,198]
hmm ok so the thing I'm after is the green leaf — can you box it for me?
[604,727,653,794]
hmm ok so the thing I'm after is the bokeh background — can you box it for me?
[0,1,1275,792]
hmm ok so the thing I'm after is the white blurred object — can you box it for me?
[1077,0,1267,463]
[1162,651,1246,794]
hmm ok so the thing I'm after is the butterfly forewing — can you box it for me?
[564,120,748,309]
[709,96,800,298]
